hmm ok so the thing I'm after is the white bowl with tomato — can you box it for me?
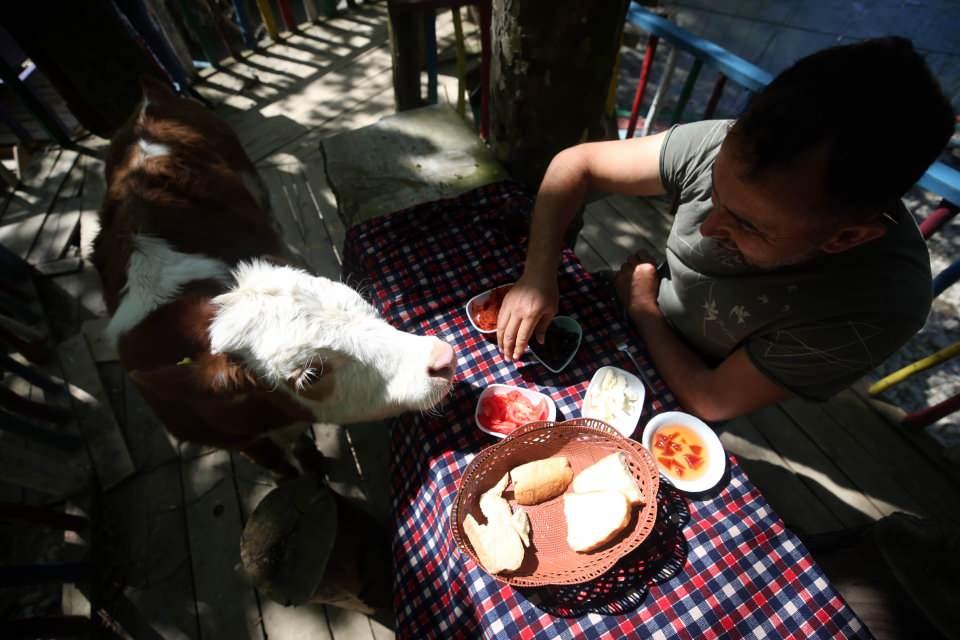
[641,411,726,494]
[466,284,513,334]
[475,384,557,438]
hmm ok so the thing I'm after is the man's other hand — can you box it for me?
[614,250,661,319]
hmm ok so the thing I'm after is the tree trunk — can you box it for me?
[490,0,629,190]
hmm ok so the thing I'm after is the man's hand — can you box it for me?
[614,250,661,320]
[497,271,559,361]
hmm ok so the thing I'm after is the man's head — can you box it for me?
[702,37,954,269]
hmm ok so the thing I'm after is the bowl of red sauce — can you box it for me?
[641,411,725,494]
[466,284,513,334]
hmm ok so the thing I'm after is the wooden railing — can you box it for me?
[622,3,959,209]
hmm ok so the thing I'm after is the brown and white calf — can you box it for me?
[93,76,455,475]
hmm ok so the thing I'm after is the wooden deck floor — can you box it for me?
[2,3,959,639]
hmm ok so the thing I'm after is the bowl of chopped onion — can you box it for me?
[580,366,646,437]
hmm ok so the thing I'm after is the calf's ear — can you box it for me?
[130,353,259,395]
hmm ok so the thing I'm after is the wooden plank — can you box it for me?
[181,449,265,640]
[720,416,843,535]
[47,260,109,320]
[343,421,392,525]
[261,167,311,269]
[311,423,368,505]
[0,148,80,260]
[244,48,397,163]
[100,460,200,640]
[325,606,376,640]
[28,152,85,265]
[258,83,396,168]
[605,193,674,256]
[818,389,960,518]
[368,617,395,640]
[282,163,340,277]
[573,234,611,274]
[82,318,118,363]
[581,198,661,267]
[303,157,348,265]
[747,405,882,528]
[103,362,179,470]
[780,397,933,519]
[57,333,135,490]
[231,454,336,640]
[34,255,82,276]
[850,378,960,486]
[0,433,86,496]
[262,164,341,279]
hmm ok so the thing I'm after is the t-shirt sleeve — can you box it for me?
[745,313,924,400]
[659,119,734,196]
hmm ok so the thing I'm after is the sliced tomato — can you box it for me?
[689,445,703,455]
[684,454,704,470]
[479,389,549,434]
[535,398,549,421]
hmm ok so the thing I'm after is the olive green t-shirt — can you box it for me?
[656,119,932,400]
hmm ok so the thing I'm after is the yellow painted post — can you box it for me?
[869,340,960,395]
[255,0,281,41]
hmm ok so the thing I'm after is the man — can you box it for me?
[496,37,954,421]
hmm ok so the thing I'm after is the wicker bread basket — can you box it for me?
[451,418,660,587]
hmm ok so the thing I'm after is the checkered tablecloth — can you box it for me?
[343,182,870,639]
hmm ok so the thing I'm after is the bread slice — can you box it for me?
[464,472,527,574]
[479,473,513,523]
[511,508,531,547]
[571,452,644,505]
[463,513,526,573]
[563,491,631,552]
[510,457,574,505]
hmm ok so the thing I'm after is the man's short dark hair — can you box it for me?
[729,37,954,215]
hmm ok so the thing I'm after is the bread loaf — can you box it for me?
[510,456,574,505]
[571,452,644,505]
[563,491,631,552]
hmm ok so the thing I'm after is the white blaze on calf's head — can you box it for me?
[208,261,455,424]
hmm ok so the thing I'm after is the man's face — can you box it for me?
[701,139,855,270]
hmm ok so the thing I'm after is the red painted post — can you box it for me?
[919,201,960,239]
[703,73,727,119]
[626,34,659,139]
[275,0,297,31]
[901,392,960,429]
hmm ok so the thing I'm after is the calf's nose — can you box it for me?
[427,341,456,380]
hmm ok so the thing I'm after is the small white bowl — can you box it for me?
[641,411,726,494]
[475,383,557,439]
[528,316,582,373]
[465,284,513,334]
[580,365,646,437]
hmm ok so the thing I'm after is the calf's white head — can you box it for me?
[208,261,455,423]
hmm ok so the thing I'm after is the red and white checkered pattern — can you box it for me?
[344,182,870,639]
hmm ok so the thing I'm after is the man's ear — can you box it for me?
[820,220,887,254]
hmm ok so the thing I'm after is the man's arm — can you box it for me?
[498,132,671,360]
[623,263,789,422]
